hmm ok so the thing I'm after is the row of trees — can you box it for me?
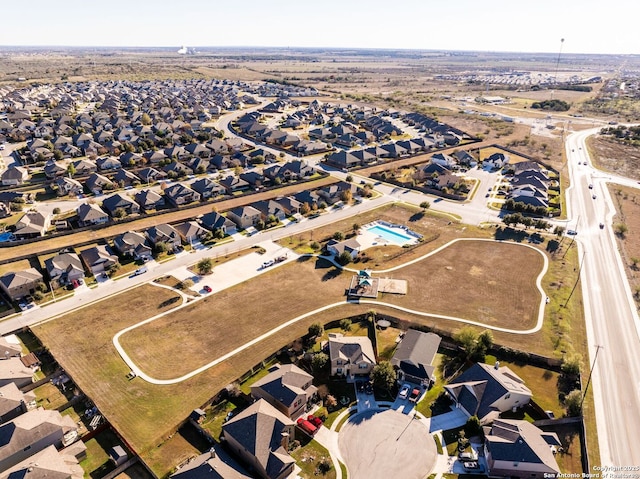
[502,198,549,216]
[502,213,550,230]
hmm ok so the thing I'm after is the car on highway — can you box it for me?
[567,230,578,236]
[203,285,212,293]
[592,194,597,199]
[588,184,593,189]
[599,223,605,229]
[398,384,410,400]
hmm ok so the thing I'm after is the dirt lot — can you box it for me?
[588,135,640,180]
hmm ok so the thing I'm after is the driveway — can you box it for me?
[338,409,437,479]
[426,408,468,433]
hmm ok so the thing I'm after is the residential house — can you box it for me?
[509,185,549,209]
[293,190,321,210]
[0,337,22,359]
[174,221,209,245]
[14,211,51,240]
[44,253,84,287]
[146,224,182,250]
[102,193,140,217]
[390,330,441,387]
[53,176,84,197]
[43,161,66,179]
[0,268,43,300]
[444,362,532,424]
[0,383,35,424]
[0,408,78,472]
[112,168,140,187]
[250,364,317,419]
[325,151,361,170]
[0,444,85,479]
[1,167,29,186]
[85,173,114,195]
[227,206,261,230]
[317,182,357,205]
[70,159,97,176]
[328,334,376,378]
[273,196,301,216]
[484,419,561,479]
[191,178,225,199]
[137,167,166,184]
[484,152,509,170]
[79,245,119,275]
[239,171,267,189]
[431,153,456,169]
[76,203,109,227]
[198,211,237,235]
[222,399,296,479]
[169,445,252,479]
[219,176,250,194]
[326,238,361,260]
[264,160,313,183]
[453,150,478,168]
[252,200,286,222]
[163,183,201,207]
[0,358,34,388]
[113,231,153,261]
[134,189,165,212]
[96,156,122,171]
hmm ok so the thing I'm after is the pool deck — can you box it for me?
[358,221,420,249]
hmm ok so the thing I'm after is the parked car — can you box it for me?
[409,388,420,403]
[203,285,212,293]
[307,415,323,427]
[398,384,410,400]
[297,417,317,435]
[134,266,148,275]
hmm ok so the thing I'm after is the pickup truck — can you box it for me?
[134,267,148,275]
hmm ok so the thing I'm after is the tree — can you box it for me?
[564,389,583,417]
[112,207,127,219]
[308,323,324,338]
[553,226,565,238]
[464,415,483,438]
[300,202,311,215]
[333,231,344,241]
[454,326,491,361]
[615,223,628,238]
[141,113,152,125]
[352,223,360,233]
[197,258,213,275]
[311,352,329,373]
[178,279,194,290]
[52,207,61,215]
[66,163,76,177]
[561,354,582,376]
[339,318,352,331]
[370,361,396,392]
[339,189,352,203]
[324,394,338,410]
[420,201,431,211]
[310,241,321,251]
[155,241,169,254]
[337,251,352,265]
[346,174,353,182]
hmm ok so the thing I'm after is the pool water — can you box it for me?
[367,225,413,245]
[0,232,14,243]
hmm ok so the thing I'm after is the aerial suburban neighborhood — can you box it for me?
[0,6,639,479]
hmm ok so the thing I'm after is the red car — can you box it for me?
[203,285,212,293]
[307,415,323,427]
[297,417,317,435]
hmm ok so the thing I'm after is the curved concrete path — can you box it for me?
[112,238,549,384]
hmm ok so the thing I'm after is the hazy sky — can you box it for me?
[1,0,637,55]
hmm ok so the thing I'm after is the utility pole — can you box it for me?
[581,344,603,410]
[564,250,586,308]
[550,38,565,100]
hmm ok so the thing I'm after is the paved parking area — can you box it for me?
[339,409,437,479]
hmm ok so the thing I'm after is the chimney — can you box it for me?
[209,447,216,459]
[280,431,289,450]
[494,361,500,370]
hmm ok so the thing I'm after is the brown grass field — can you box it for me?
[120,240,543,379]
[588,136,640,181]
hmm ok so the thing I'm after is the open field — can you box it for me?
[588,136,640,181]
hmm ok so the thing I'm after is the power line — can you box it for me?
[581,344,603,410]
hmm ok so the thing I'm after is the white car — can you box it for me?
[398,384,410,400]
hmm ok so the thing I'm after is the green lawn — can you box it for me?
[290,439,336,479]
[79,429,124,478]
[199,401,237,441]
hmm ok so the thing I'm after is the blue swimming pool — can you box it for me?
[367,225,414,245]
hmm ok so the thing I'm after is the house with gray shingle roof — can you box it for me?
[44,253,84,287]
[222,399,295,479]
[76,203,109,227]
[163,183,200,207]
[102,193,139,217]
[0,444,85,479]
[198,212,237,236]
[444,362,532,424]
[14,211,51,240]
[146,224,182,249]
[251,364,317,419]
[190,178,225,199]
[328,334,376,378]
[0,383,34,425]
[391,330,441,387]
[227,206,261,230]
[0,269,43,301]
[113,232,152,261]
[79,245,118,275]
[0,167,29,186]
[484,419,561,479]
[170,444,252,479]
